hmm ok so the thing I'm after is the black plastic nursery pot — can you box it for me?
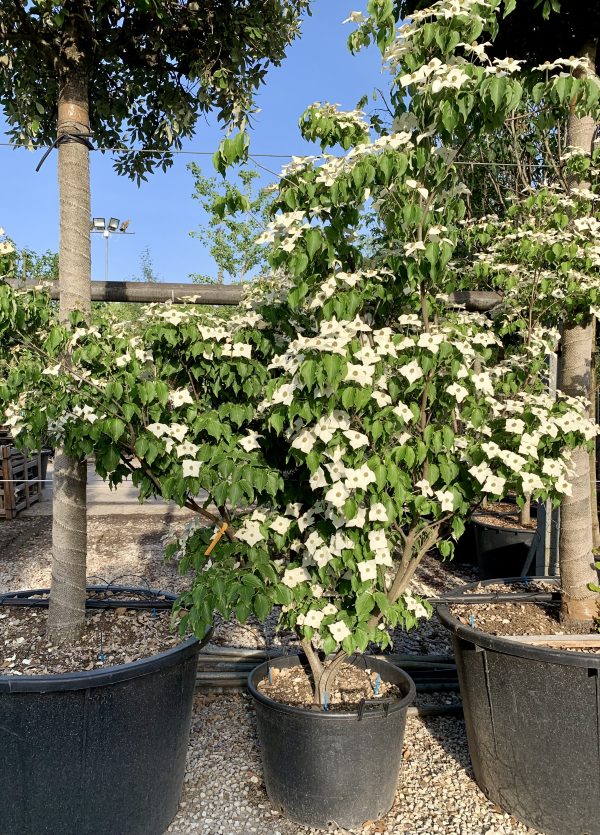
[471,515,536,579]
[450,517,477,565]
[0,586,209,835]
[247,654,416,830]
[437,578,600,835]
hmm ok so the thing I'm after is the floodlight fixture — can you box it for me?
[92,217,106,231]
[108,217,120,232]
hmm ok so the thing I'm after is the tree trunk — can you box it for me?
[47,69,91,643]
[558,39,599,627]
[590,319,600,549]
[519,496,531,528]
[558,322,599,624]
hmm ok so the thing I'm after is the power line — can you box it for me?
[0,141,294,158]
[0,140,558,168]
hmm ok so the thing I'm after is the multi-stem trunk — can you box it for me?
[557,39,600,627]
[47,68,91,643]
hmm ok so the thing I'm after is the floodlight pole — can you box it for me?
[103,230,110,282]
[90,217,133,282]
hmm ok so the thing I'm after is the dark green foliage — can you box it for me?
[0,0,310,181]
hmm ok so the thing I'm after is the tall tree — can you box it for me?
[0,0,309,643]
[392,0,600,625]
[188,166,272,284]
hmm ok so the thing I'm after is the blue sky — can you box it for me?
[1,2,385,284]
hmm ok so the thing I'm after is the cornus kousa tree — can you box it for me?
[349,0,600,624]
[0,0,310,645]
[2,0,600,702]
[462,152,600,340]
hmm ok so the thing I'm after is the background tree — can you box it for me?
[0,0,310,643]
[188,166,273,284]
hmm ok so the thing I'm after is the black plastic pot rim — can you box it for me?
[436,577,600,670]
[0,586,211,694]
[0,584,178,606]
[247,654,416,720]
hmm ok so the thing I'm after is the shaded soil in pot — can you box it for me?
[0,602,188,676]
[256,660,402,710]
[474,500,537,530]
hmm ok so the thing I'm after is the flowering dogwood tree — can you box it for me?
[2,0,600,701]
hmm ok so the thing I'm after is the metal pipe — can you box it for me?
[6,280,500,311]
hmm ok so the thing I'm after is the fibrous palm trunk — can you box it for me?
[558,40,600,626]
[47,69,91,643]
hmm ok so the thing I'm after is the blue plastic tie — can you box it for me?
[268,666,273,684]
[374,674,381,696]
[323,690,328,712]
[523,576,529,586]
[152,607,157,619]
[99,652,105,664]
[469,613,475,628]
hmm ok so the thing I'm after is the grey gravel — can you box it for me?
[167,692,539,835]
[1,513,541,834]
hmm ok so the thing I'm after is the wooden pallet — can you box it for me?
[0,425,13,445]
[0,445,42,520]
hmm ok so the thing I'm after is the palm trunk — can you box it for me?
[47,69,91,643]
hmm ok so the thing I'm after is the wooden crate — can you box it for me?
[0,445,43,520]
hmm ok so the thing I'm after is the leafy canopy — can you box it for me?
[0,0,310,181]
[188,167,273,284]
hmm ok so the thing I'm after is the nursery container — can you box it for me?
[0,587,208,835]
[248,654,415,830]
[472,513,536,579]
[437,578,600,835]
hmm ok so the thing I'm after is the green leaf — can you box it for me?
[253,593,271,621]
[104,417,125,442]
[305,228,322,260]
[488,76,507,112]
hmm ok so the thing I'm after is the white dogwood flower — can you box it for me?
[368,503,389,522]
[310,468,328,489]
[393,403,414,422]
[176,441,199,458]
[435,490,454,512]
[415,479,434,497]
[236,521,264,547]
[270,516,293,536]
[344,464,377,490]
[168,423,188,442]
[345,364,374,386]
[147,423,169,438]
[182,460,201,478]
[446,382,468,403]
[404,594,428,619]
[238,431,263,452]
[326,483,351,508]
[482,474,506,495]
[398,360,424,384]
[304,609,325,629]
[329,620,351,642]
[345,507,367,528]
[358,559,378,581]
[343,429,369,449]
[282,567,311,589]
[291,429,318,454]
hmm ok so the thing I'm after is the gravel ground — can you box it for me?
[0,513,540,835]
[167,692,536,835]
